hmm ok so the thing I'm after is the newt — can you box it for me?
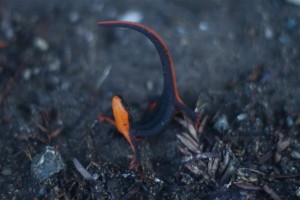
[98,21,197,171]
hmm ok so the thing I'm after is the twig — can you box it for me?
[262,184,282,200]
[73,158,94,181]
[234,183,262,191]
[96,65,111,89]
[271,173,300,179]
[120,183,141,200]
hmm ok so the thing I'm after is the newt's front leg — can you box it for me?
[98,114,116,126]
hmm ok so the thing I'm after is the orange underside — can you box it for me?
[112,96,133,147]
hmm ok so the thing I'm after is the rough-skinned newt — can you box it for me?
[98,21,197,171]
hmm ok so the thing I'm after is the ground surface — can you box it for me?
[0,0,300,199]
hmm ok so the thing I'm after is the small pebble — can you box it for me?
[180,173,194,185]
[176,27,186,36]
[146,80,154,91]
[7,184,14,193]
[291,151,300,159]
[296,187,300,198]
[60,81,71,90]
[38,185,47,196]
[31,146,65,181]
[227,32,235,40]
[34,37,49,51]
[237,113,247,121]
[154,177,163,183]
[286,116,294,127]
[286,0,300,6]
[198,21,208,31]
[92,173,99,180]
[119,11,143,23]
[69,11,79,23]
[23,69,32,80]
[2,20,14,39]
[77,26,95,43]
[254,117,263,129]
[1,168,12,176]
[264,26,274,39]
[286,18,298,31]
[48,58,61,71]
[279,34,290,45]
[33,67,41,75]
[213,114,229,133]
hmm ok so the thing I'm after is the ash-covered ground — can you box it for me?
[0,0,300,199]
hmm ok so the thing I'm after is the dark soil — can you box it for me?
[1,0,300,199]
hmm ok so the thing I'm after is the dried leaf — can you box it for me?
[262,184,282,200]
[185,162,204,175]
[276,138,290,153]
[182,132,199,149]
[208,157,219,179]
[234,183,262,191]
[177,145,192,157]
[218,145,230,174]
[182,152,220,163]
[184,116,198,142]
[49,127,64,139]
[220,161,236,183]
[177,133,201,154]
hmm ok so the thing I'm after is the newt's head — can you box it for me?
[112,95,132,146]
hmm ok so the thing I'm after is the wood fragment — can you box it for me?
[73,158,94,181]
[177,145,192,157]
[182,152,220,163]
[120,183,141,200]
[275,137,290,163]
[234,183,262,191]
[49,127,64,139]
[276,138,290,153]
[271,173,300,179]
[262,184,282,200]
[184,162,205,175]
[31,118,48,133]
[176,133,201,154]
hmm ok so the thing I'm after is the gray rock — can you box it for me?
[291,151,300,159]
[213,114,229,133]
[296,187,300,198]
[1,168,12,176]
[31,146,65,181]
